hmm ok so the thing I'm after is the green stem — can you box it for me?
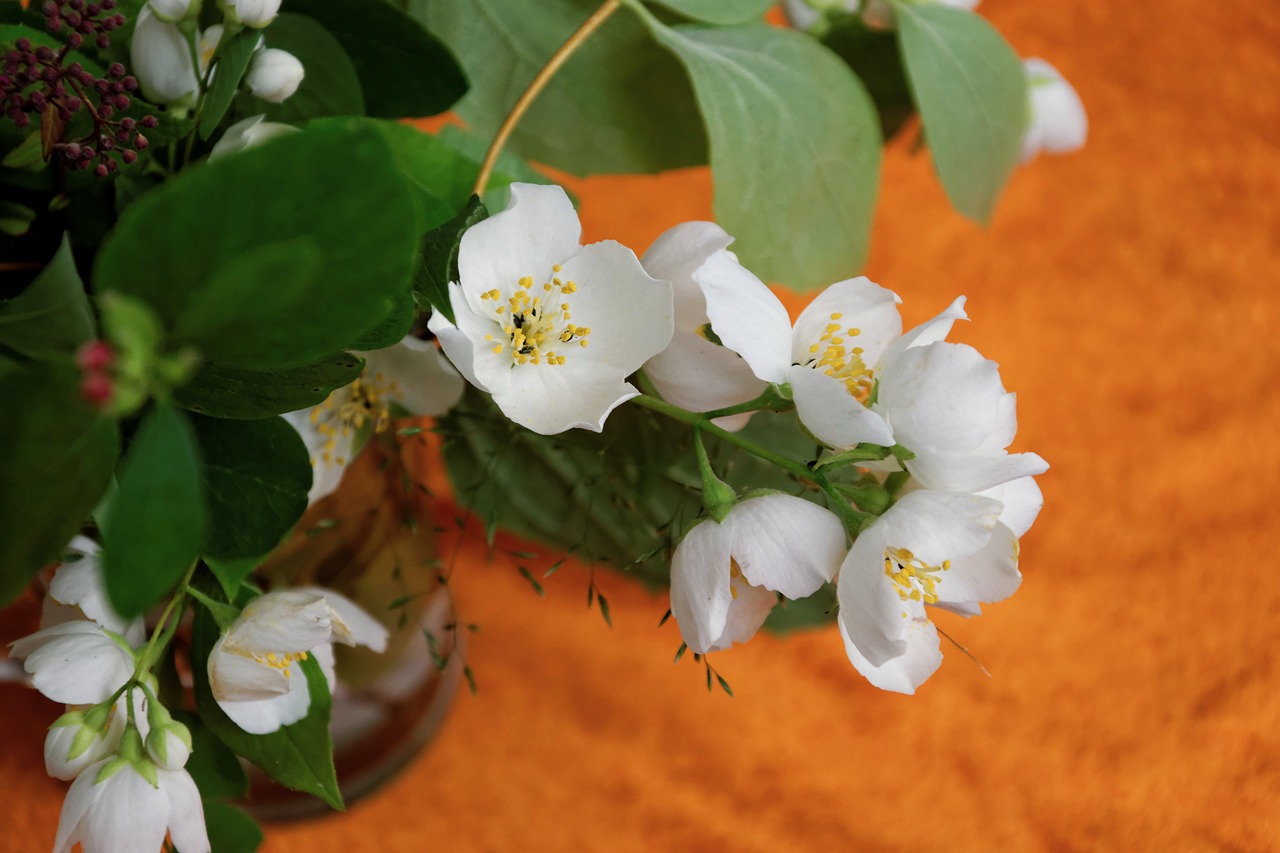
[700,387,791,421]
[133,561,198,679]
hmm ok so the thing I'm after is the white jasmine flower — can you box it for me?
[871,341,1048,493]
[209,114,299,160]
[670,494,846,654]
[9,622,136,706]
[836,489,1020,694]
[45,708,126,782]
[245,47,304,103]
[640,222,767,431]
[147,0,198,22]
[54,761,209,853]
[282,336,464,504]
[39,537,145,647]
[429,183,674,435]
[1021,58,1088,163]
[208,589,388,734]
[224,0,281,28]
[130,8,198,107]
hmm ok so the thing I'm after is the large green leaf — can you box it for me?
[648,0,772,24]
[821,18,915,139]
[890,1,1027,223]
[281,0,466,118]
[191,590,343,810]
[640,18,881,289]
[173,352,364,420]
[190,414,312,560]
[255,13,365,122]
[94,122,421,367]
[419,0,707,175]
[199,27,261,139]
[0,360,118,605]
[101,403,206,618]
[201,802,263,853]
[0,234,95,357]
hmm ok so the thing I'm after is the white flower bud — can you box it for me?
[245,48,304,104]
[1021,58,1088,163]
[44,711,119,781]
[145,723,193,771]
[226,0,282,28]
[147,0,200,23]
[209,114,299,160]
[130,8,198,107]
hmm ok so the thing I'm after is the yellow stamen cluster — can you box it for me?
[729,558,745,600]
[805,312,874,401]
[884,546,951,608]
[252,650,309,679]
[307,372,400,467]
[484,268,590,366]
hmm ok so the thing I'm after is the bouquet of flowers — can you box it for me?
[0,0,1084,849]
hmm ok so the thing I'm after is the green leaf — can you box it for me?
[2,130,44,169]
[190,414,311,560]
[639,19,881,290]
[201,802,263,853]
[174,712,250,800]
[280,0,467,118]
[890,1,1027,223]
[199,27,261,140]
[762,582,837,633]
[0,200,34,235]
[191,593,343,810]
[820,18,915,139]
[419,0,707,175]
[348,289,415,351]
[0,361,118,606]
[256,13,364,121]
[205,555,263,601]
[413,195,488,323]
[101,403,206,618]
[433,124,561,209]
[173,352,364,420]
[0,234,95,357]
[94,122,421,367]
[647,0,772,24]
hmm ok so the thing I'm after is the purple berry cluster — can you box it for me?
[2,0,158,178]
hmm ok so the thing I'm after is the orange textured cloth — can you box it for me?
[3,0,1279,850]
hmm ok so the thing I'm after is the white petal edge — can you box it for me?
[790,365,894,449]
[669,519,735,655]
[726,494,846,599]
[697,250,793,385]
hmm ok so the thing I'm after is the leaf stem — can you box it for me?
[133,560,198,679]
[471,0,621,195]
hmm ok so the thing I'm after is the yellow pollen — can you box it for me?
[552,264,562,273]
[883,547,951,605]
[489,272,591,368]
[830,312,843,320]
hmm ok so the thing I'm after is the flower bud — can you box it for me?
[147,0,199,23]
[145,721,192,771]
[209,113,299,160]
[44,710,116,781]
[225,0,281,28]
[245,48,303,103]
[129,8,197,107]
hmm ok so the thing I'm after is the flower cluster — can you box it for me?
[433,181,1046,695]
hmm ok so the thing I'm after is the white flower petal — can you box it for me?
[669,519,735,655]
[935,522,1022,608]
[640,221,734,331]
[295,587,389,653]
[11,622,134,705]
[54,758,102,853]
[836,528,912,666]
[427,309,490,393]
[726,494,845,599]
[160,769,211,853]
[130,8,197,106]
[645,331,766,428]
[877,341,1008,455]
[1022,58,1087,162]
[82,764,170,853]
[980,476,1044,538]
[790,364,894,449]
[877,296,968,370]
[311,642,337,691]
[881,490,1002,567]
[456,183,582,319]
[556,240,674,374]
[708,581,777,651]
[359,335,464,417]
[905,450,1049,494]
[698,251,793,385]
[225,591,332,654]
[839,613,942,695]
[492,360,638,435]
[218,656,312,734]
[790,277,902,368]
[281,407,354,504]
[208,635,290,702]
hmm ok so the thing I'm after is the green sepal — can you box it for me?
[186,585,242,631]
[694,429,735,523]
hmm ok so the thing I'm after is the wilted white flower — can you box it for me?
[1021,58,1088,162]
[670,494,846,654]
[245,47,304,103]
[429,183,674,435]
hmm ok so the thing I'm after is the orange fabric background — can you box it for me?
[4,0,1279,849]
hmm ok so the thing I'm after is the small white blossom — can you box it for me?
[670,494,846,654]
[640,222,767,431]
[245,48,304,103]
[40,537,144,647]
[146,0,199,22]
[282,336,464,504]
[224,0,281,28]
[9,622,136,706]
[130,8,198,107]
[1021,58,1088,162]
[429,183,674,435]
[54,760,209,853]
[208,588,388,734]
[209,114,299,160]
